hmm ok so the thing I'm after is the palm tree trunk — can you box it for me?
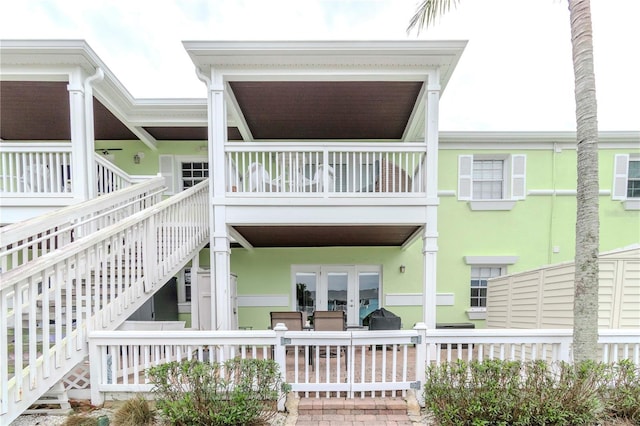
[569,0,599,362]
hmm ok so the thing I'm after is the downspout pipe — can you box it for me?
[83,67,104,198]
[195,66,219,329]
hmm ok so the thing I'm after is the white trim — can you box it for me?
[437,130,640,147]
[468,200,516,211]
[385,293,454,306]
[528,189,612,196]
[464,256,519,265]
[237,294,289,307]
[178,302,191,314]
[466,308,487,320]
[623,199,640,210]
[437,190,456,197]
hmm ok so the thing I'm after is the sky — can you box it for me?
[1,0,639,132]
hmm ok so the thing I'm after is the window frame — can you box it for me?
[613,153,640,210]
[463,255,518,320]
[458,154,526,211]
[469,265,505,310]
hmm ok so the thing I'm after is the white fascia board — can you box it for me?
[183,40,467,91]
[437,131,640,149]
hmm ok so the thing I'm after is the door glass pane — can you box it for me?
[295,272,316,321]
[358,272,380,325]
[327,272,348,312]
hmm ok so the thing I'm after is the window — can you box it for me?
[464,255,517,320]
[458,154,526,210]
[184,268,192,302]
[181,162,209,189]
[472,160,504,200]
[628,160,640,198]
[613,154,640,210]
[470,266,503,308]
[159,155,208,194]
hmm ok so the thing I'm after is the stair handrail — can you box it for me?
[94,154,135,193]
[1,178,209,422]
[0,176,166,273]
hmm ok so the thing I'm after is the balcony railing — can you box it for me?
[0,143,73,194]
[0,142,136,197]
[226,143,426,195]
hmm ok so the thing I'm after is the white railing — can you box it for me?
[85,326,640,409]
[0,143,137,197]
[1,179,209,424]
[0,143,72,194]
[95,155,135,195]
[0,177,166,273]
[226,143,426,195]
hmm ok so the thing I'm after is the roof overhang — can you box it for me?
[184,40,467,142]
[1,40,208,145]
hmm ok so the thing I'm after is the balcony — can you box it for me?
[222,143,431,241]
[0,142,145,223]
[225,142,427,197]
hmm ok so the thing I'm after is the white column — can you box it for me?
[83,68,103,198]
[67,67,102,200]
[67,69,89,200]
[190,254,201,329]
[423,70,440,329]
[206,69,233,330]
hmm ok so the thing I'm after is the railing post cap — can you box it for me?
[273,322,288,332]
[413,322,428,330]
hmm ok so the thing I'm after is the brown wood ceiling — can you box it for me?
[0,81,210,141]
[229,81,423,140]
[1,81,71,140]
[232,225,420,247]
[2,80,423,142]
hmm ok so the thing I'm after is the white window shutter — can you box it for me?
[458,155,473,200]
[159,155,176,195]
[511,154,526,200]
[612,154,629,200]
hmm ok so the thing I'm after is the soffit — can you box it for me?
[232,225,420,248]
[229,81,422,140]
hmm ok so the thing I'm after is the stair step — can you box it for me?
[23,381,72,415]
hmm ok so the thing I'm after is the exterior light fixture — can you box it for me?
[399,265,406,273]
[133,152,144,164]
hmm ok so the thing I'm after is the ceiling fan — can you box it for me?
[96,148,123,155]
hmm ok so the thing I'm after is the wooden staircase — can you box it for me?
[1,179,210,424]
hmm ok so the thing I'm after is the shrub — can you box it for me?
[423,359,609,425]
[604,359,640,423]
[147,357,283,426]
[112,396,155,425]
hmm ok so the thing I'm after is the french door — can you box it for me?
[293,265,381,327]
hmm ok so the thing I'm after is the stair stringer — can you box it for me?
[2,179,210,424]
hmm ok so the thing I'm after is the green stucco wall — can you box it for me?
[99,140,638,330]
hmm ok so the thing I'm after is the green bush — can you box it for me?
[604,359,640,423]
[422,359,620,425]
[147,358,283,426]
